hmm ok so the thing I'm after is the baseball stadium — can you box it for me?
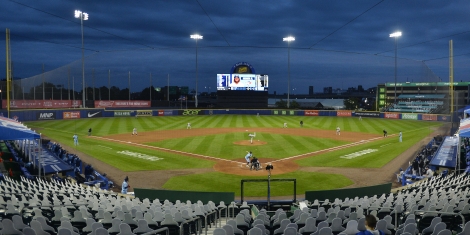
[2,1,470,234]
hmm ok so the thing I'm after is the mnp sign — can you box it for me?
[37,112,55,120]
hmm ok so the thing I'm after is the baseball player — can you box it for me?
[187,122,192,129]
[283,122,288,128]
[73,134,79,146]
[248,132,256,144]
[336,126,341,135]
[359,116,362,121]
[132,127,138,135]
[244,151,253,167]
[383,129,387,137]
[399,131,402,142]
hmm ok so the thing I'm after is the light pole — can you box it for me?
[283,36,295,108]
[75,10,89,108]
[190,34,203,108]
[390,31,401,104]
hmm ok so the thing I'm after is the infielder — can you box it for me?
[283,122,288,128]
[73,134,79,146]
[336,126,341,135]
[187,122,192,129]
[132,127,138,135]
[248,132,256,144]
[399,131,402,142]
[244,151,252,167]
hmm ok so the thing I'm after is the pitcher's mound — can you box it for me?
[233,140,267,146]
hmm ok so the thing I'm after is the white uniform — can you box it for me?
[336,127,340,135]
[132,128,137,135]
[187,123,192,129]
[248,132,256,144]
[283,123,287,128]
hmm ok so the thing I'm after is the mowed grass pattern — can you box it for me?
[25,115,442,170]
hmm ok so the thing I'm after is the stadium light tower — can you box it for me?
[190,34,203,108]
[283,36,295,108]
[75,10,89,108]
[390,31,401,104]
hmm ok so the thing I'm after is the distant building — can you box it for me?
[323,87,332,94]
[309,86,314,95]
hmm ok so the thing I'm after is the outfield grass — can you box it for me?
[162,171,354,196]
[25,115,442,171]
[297,126,437,168]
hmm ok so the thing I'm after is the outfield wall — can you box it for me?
[134,188,235,204]
[0,109,452,122]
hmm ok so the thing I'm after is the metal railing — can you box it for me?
[142,227,169,235]
[413,210,465,229]
[179,216,202,235]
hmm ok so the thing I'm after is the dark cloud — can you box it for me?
[0,0,469,94]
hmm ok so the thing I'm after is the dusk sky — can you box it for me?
[1,0,469,95]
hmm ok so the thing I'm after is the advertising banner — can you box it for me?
[304,110,319,116]
[178,110,204,116]
[158,110,164,116]
[272,110,295,115]
[164,110,173,116]
[86,110,103,118]
[337,110,352,117]
[94,100,151,108]
[384,112,400,119]
[63,111,81,119]
[136,110,152,116]
[3,100,81,109]
[114,111,131,117]
[354,112,380,118]
[422,114,438,121]
[401,113,418,120]
[36,112,56,120]
[438,115,450,122]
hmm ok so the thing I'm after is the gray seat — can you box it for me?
[340,220,359,235]
[274,219,290,235]
[330,218,345,233]
[319,227,333,235]
[58,229,72,235]
[133,220,152,234]
[437,230,452,235]
[228,220,245,235]
[223,224,235,235]
[456,221,470,235]
[23,228,37,235]
[12,215,29,231]
[95,228,109,235]
[88,222,104,235]
[247,227,262,235]
[30,220,50,235]
[116,223,134,235]
[312,221,329,235]
[107,219,122,234]
[422,218,442,235]
[375,220,391,235]
[214,228,227,235]
[357,218,366,231]
[35,217,56,233]
[430,223,447,235]
[283,227,298,235]
[299,217,316,235]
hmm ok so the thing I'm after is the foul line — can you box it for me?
[271,135,389,163]
[90,136,240,164]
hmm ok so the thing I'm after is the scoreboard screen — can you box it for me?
[217,74,268,91]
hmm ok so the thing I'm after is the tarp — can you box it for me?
[429,136,459,168]
[0,117,40,140]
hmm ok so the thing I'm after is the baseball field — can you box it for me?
[25,115,445,197]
